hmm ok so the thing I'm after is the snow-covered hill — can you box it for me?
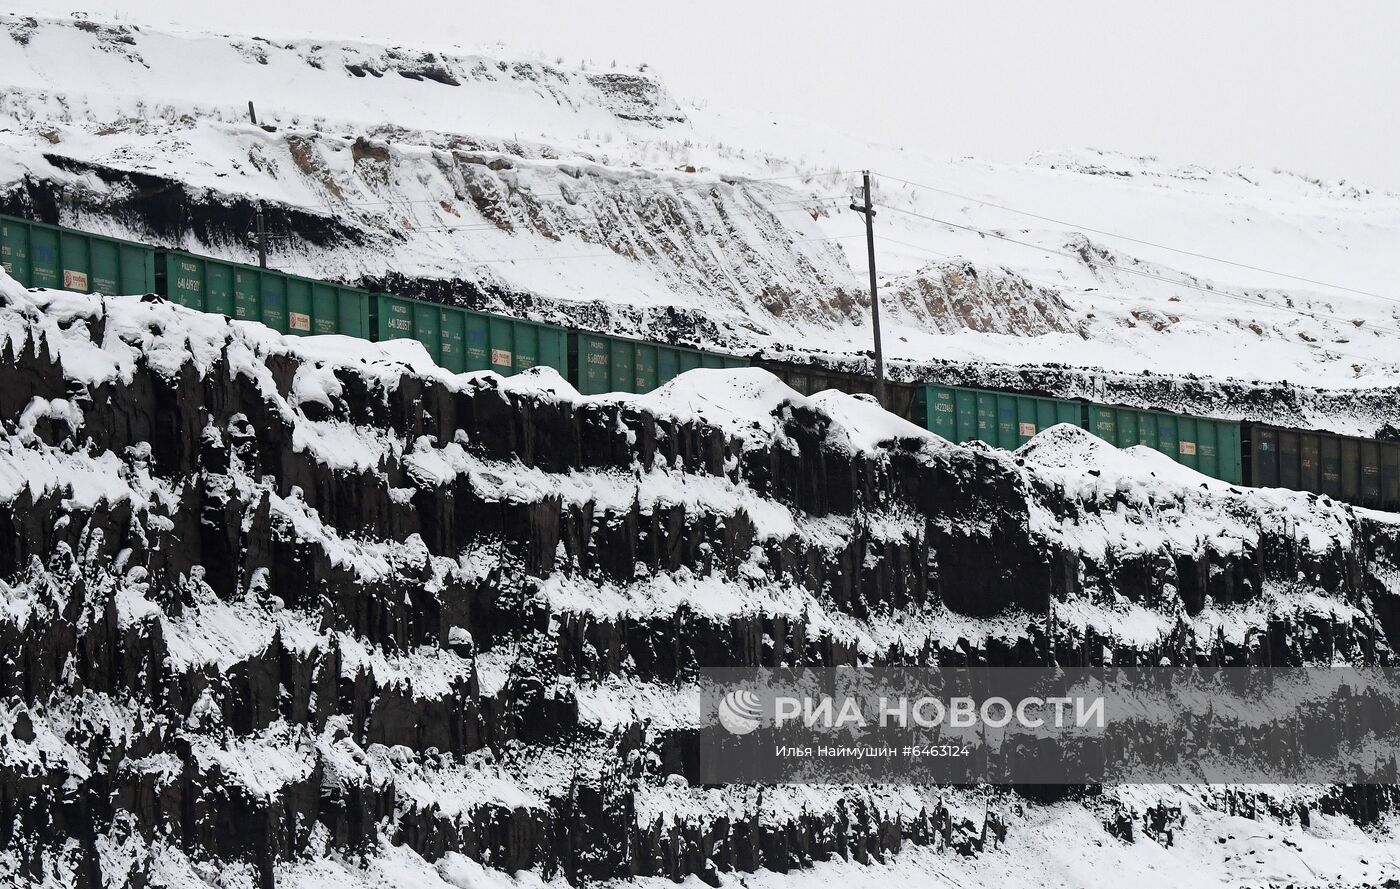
[3,12,1399,407]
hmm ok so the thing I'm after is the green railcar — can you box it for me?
[157,250,371,338]
[568,330,746,395]
[1083,403,1243,484]
[371,293,568,376]
[1246,423,1400,510]
[2,213,155,295]
[914,383,1081,449]
[373,292,416,345]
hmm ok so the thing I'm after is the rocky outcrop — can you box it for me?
[887,260,1083,338]
[1,284,1398,886]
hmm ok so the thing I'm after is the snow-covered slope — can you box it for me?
[2,12,1399,402]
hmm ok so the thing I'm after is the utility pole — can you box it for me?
[247,101,267,268]
[849,170,884,405]
[255,201,267,268]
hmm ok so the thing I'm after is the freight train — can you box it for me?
[3,211,1398,512]
[759,361,1400,510]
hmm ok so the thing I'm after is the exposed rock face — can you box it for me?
[887,261,1083,337]
[585,72,688,125]
[1,282,1398,887]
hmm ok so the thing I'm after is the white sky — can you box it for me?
[14,0,1400,190]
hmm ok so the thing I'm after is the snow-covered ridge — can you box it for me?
[1,13,687,133]
[3,12,1399,402]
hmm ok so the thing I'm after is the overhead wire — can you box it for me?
[876,171,1399,305]
[232,165,1397,364]
[258,196,849,240]
[877,204,1400,363]
[269,233,864,277]
[881,204,1400,326]
[317,168,854,210]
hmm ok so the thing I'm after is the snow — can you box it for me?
[0,272,1390,674]
[381,748,547,817]
[291,361,343,409]
[630,368,807,444]
[810,389,941,451]
[2,11,1398,413]
[572,676,702,731]
[240,785,1400,889]
[0,294,1390,886]
[335,635,475,700]
[631,367,946,457]
[17,397,84,436]
[184,721,318,800]
[161,596,286,672]
[0,434,131,509]
[2,20,1400,887]
[1017,423,1231,493]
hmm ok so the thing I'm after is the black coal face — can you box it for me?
[2,295,1398,885]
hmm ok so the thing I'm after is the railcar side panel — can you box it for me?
[286,279,313,335]
[1361,441,1382,506]
[1320,435,1342,498]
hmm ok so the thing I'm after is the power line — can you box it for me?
[266,186,1400,358]
[880,204,1400,361]
[882,203,1385,319]
[876,172,1399,305]
[268,233,864,276]
[874,231,1399,368]
[260,197,849,239]
[876,232,1139,298]
[318,168,854,210]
